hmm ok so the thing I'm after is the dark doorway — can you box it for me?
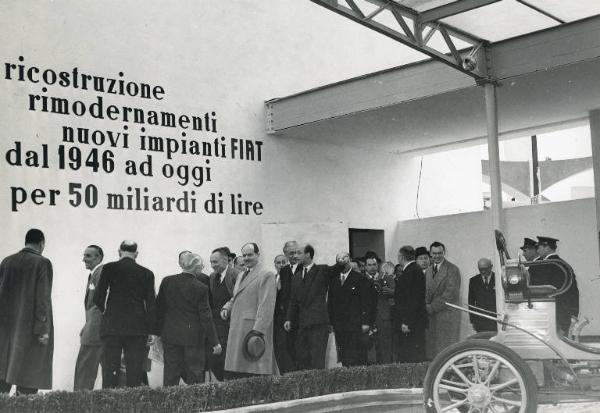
[349,228,385,261]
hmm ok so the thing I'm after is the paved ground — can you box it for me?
[539,402,600,412]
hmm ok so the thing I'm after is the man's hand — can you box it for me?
[283,321,292,332]
[212,344,222,355]
[220,308,229,320]
[37,333,49,345]
[361,324,370,333]
[401,323,410,334]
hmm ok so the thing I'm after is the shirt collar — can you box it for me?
[341,268,352,278]
[304,263,314,272]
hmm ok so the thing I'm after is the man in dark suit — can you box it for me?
[328,252,372,367]
[74,244,104,390]
[207,247,238,381]
[468,258,497,333]
[274,241,301,373]
[536,236,579,334]
[93,240,157,388]
[394,246,427,363]
[157,252,221,386]
[0,229,53,395]
[284,244,330,370]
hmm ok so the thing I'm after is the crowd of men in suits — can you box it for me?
[0,229,580,394]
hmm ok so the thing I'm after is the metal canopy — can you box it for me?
[310,0,600,83]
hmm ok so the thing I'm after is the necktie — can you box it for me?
[433,264,438,277]
[341,274,346,285]
[215,272,222,286]
[241,269,250,283]
[303,267,308,280]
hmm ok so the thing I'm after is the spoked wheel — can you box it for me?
[423,339,537,413]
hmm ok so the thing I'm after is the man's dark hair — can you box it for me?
[229,252,237,261]
[399,245,415,261]
[242,242,260,254]
[88,244,104,259]
[304,244,315,259]
[211,247,229,258]
[430,241,446,252]
[364,250,379,261]
[120,240,138,253]
[25,228,45,244]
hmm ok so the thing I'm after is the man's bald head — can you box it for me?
[477,258,492,276]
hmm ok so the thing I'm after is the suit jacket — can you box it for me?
[468,272,497,332]
[93,257,157,337]
[374,273,395,323]
[156,272,218,347]
[209,266,238,343]
[275,264,301,326]
[223,264,277,375]
[425,259,461,358]
[394,262,426,331]
[80,264,104,346]
[209,266,238,299]
[328,268,372,332]
[0,248,54,389]
[287,264,330,329]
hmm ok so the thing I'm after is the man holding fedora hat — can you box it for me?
[221,243,277,379]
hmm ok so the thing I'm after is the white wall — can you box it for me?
[0,0,415,390]
[395,198,600,338]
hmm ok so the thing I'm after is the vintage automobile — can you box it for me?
[423,230,600,413]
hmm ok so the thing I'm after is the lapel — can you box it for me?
[210,271,217,293]
[300,265,317,302]
[343,270,359,290]
[233,265,260,298]
[431,260,448,292]
[86,265,103,308]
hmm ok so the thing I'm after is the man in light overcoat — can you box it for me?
[221,242,277,378]
[425,241,461,359]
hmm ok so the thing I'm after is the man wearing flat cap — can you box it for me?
[535,236,579,334]
[520,238,539,262]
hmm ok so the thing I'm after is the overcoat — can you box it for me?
[0,248,54,389]
[223,264,277,375]
[425,259,461,359]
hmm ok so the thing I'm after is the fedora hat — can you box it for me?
[243,330,266,361]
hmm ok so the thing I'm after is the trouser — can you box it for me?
[0,380,37,395]
[101,335,147,388]
[273,324,296,374]
[208,340,227,381]
[295,323,329,370]
[396,327,425,363]
[163,342,206,386]
[334,330,367,367]
[74,344,103,390]
[375,321,393,364]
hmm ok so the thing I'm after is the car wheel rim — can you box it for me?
[432,350,527,413]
